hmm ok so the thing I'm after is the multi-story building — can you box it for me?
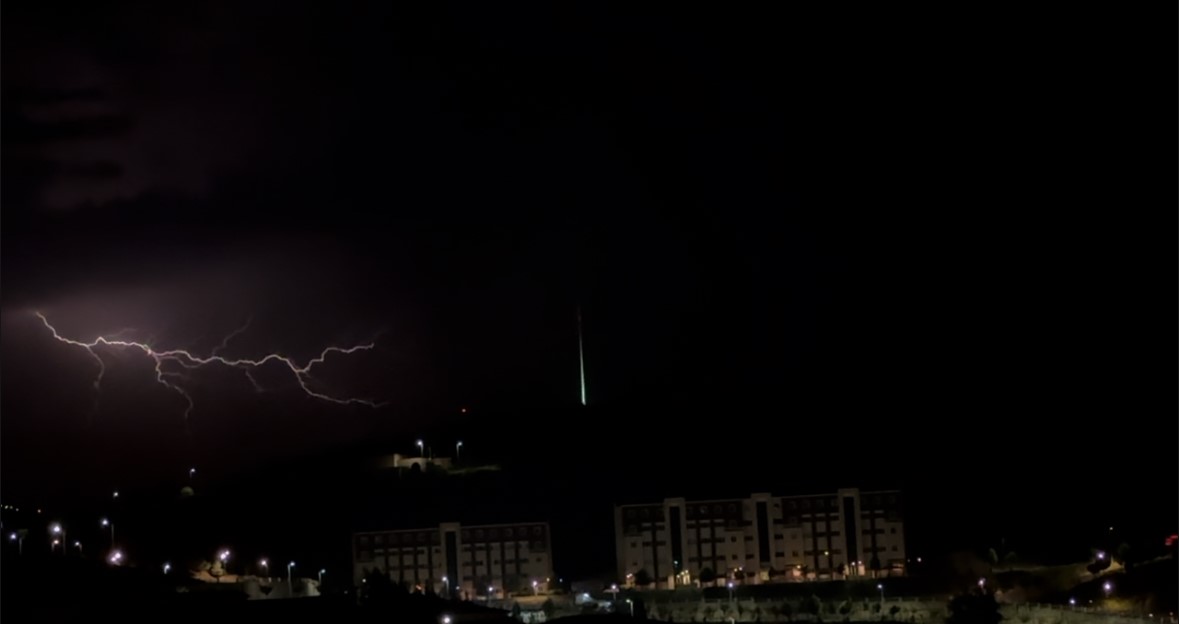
[353,521,554,598]
[614,489,905,588]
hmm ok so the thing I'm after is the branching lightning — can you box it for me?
[35,312,384,422]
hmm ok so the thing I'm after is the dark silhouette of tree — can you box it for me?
[699,567,717,585]
[1114,543,1133,569]
[634,568,654,587]
[542,598,556,619]
[890,605,902,619]
[947,591,1002,624]
[780,602,794,621]
[987,539,1016,573]
[802,594,822,616]
[511,602,522,621]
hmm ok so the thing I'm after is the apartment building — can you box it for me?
[354,520,553,598]
[614,489,905,588]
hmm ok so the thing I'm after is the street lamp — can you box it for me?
[978,578,987,592]
[164,562,172,574]
[260,558,269,577]
[50,524,65,556]
[319,568,326,585]
[488,586,495,601]
[609,583,619,602]
[441,617,452,624]
[189,467,196,482]
[626,598,634,616]
[456,441,463,462]
[416,439,424,456]
[727,581,735,603]
[1103,581,1113,595]
[1096,551,1106,561]
[101,518,114,545]
[877,583,884,602]
[532,580,539,595]
[1069,598,1077,607]
[288,561,296,590]
[113,490,119,500]
[109,550,123,565]
[73,540,82,554]
[442,575,449,595]
[10,531,25,555]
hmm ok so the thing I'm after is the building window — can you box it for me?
[890,528,897,534]
[731,554,738,560]
[730,537,737,543]
[792,551,800,557]
[775,552,785,557]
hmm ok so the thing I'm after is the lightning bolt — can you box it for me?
[35,312,385,423]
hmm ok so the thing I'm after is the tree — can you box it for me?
[699,567,717,585]
[947,592,1002,624]
[890,605,902,619]
[541,598,556,620]
[780,602,794,622]
[802,594,822,616]
[987,539,1016,573]
[634,568,654,587]
[511,602,522,621]
[1114,543,1133,569]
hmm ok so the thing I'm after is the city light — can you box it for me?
[164,562,171,574]
[1103,581,1113,594]
[1096,551,1106,560]
[109,550,123,564]
[1070,598,1076,606]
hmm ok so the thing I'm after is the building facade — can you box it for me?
[614,489,905,588]
[353,521,553,598]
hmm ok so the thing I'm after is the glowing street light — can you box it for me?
[50,524,65,555]
[626,598,634,616]
[112,490,119,500]
[1103,581,1113,595]
[1069,598,1077,607]
[487,586,495,601]
[287,561,296,590]
[109,550,123,565]
[877,583,884,601]
[442,575,450,595]
[441,616,452,624]
[1096,551,1106,560]
[727,581,735,603]
[100,518,114,545]
[260,558,269,576]
[416,439,424,456]
[164,562,172,574]
[609,583,619,602]
[532,579,539,595]
[318,568,326,584]
[73,540,83,554]
[456,441,463,462]
[978,578,987,591]
[10,530,25,555]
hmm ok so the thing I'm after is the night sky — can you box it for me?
[2,3,1174,576]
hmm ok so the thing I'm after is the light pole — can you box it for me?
[164,562,172,574]
[877,583,884,602]
[442,575,449,596]
[319,568,326,585]
[113,490,119,500]
[288,561,296,591]
[260,558,269,578]
[1103,581,1113,596]
[609,583,619,603]
[189,467,196,483]
[108,550,123,565]
[51,524,65,556]
[1069,598,1076,608]
[455,441,463,462]
[488,586,495,601]
[73,540,83,554]
[218,550,231,582]
[626,598,634,616]
[416,439,424,457]
[9,531,25,555]
[727,581,735,604]
[101,518,114,546]
[532,580,539,595]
